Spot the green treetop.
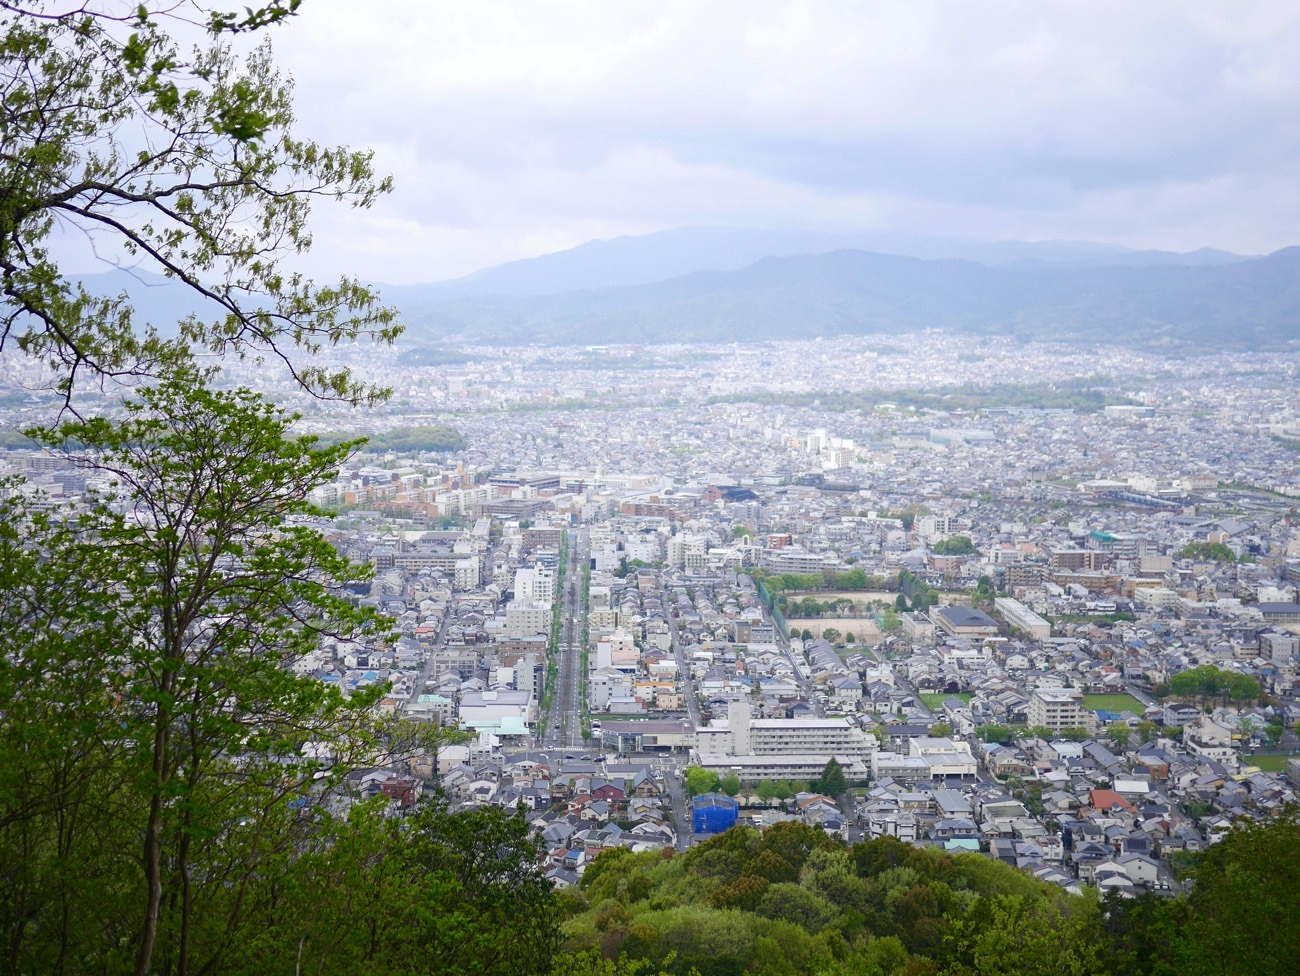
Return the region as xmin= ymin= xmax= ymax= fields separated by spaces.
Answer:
xmin=1 ymin=1 xmax=398 ymax=406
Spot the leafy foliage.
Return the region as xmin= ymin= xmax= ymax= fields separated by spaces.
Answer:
xmin=1178 ymin=542 xmax=1237 ymax=563
xmin=318 ymin=424 xmax=467 ymax=453
xmin=555 ymin=817 xmax=1300 ymax=976
xmin=932 ymin=535 xmax=976 ymax=555
xmin=683 ymin=766 xmax=722 ymax=797
xmin=811 ymin=758 xmax=848 ymax=798
xmin=1168 ymin=665 xmax=1259 ymax=705
xmin=248 ymin=800 xmax=560 ymax=975
xmin=0 ymin=377 xmax=557 ymax=974
xmin=1 ymin=376 xmax=393 ymax=971
xmin=1 ymin=1 xmax=398 ymax=405
xmin=1175 ymin=812 xmax=1300 ymax=976
xmin=0 ymin=7 xmax=553 ymax=974
xmin=897 ymin=569 xmax=939 ymax=610
xmin=758 ymin=568 xmax=887 ymax=593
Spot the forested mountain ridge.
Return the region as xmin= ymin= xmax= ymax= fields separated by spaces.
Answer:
xmin=376 ymin=227 xmax=1251 ymax=302
xmin=71 ymin=238 xmax=1298 ymax=353
xmin=396 ymin=246 xmax=1300 ymax=349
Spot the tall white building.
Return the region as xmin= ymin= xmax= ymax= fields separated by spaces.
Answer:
xmin=513 ymin=564 xmax=556 ymax=605
xmin=694 ymin=703 xmax=874 ymax=784
xmin=1027 ymin=688 xmax=1095 ymax=733
xmin=916 ymin=514 xmax=954 ymax=541
xmin=504 ymin=600 xmax=552 ymax=639
xmin=667 ymin=533 xmax=709 ymax=573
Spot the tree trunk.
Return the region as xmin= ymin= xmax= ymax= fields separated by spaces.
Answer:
xmin=135 ymin=694 xmax=173 ymax=976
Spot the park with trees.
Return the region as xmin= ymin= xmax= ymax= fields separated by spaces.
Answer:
xmin=1168 ymin=665 xmax=1260 ymax=706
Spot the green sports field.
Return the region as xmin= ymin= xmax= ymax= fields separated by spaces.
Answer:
xmin=1244 ymin=754 xmax=1300 ymax=773
xmin=1082 ymin=693 xmax=1147 ymax=714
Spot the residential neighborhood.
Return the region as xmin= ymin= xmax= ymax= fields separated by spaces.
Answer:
xmin=5 ymin=333 xmax=1300 ymax=896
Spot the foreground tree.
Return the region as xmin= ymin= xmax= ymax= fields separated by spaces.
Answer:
xmin=1 ymin=374 xmax=391 ymax=974
xmin=0 ymin=7 xmax=560 ymax=975
xmin=1175 ymin=813 xmax=1300 ymax=976
xmin=0 ymin=480 xmax=142 ymax=971
xmin=2 ymin=1 xmax=398 ymax=405
xmin=244 ymin=800 xmax=560 ymax=975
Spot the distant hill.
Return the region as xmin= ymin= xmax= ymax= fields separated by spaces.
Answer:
xmin=70 ymin=268 xmax=220 ymax=339
xmin=395 ymin=246 xmax=1300 ymax=350
xmin=61 ymin=231 xmax=1297 ymax=351
xmin=381 ymin=226 xmax=1250 ymax=303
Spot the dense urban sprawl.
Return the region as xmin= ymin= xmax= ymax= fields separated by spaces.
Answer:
xmin=5 ymin=333 xmax=1299 ymax=894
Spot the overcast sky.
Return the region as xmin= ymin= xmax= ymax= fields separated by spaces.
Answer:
xmin=264 ymin=0 xmax=1300 ymax=284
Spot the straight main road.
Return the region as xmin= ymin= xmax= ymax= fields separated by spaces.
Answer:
xmin=542 ymin=528 xmax=590 ymax=751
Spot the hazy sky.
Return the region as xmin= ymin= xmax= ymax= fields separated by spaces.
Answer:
xmin=264 ymin=0 xmax=1300 ymax=283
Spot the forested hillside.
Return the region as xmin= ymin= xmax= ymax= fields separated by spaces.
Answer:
xmin=546 ymin=815 xmax=1300 ymax=976
xmin=394 ymin=247 xmax=1300 ymax=350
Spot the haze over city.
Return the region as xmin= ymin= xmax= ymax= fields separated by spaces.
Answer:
xmin=5 ymin=2 xmax=1300 ymax=973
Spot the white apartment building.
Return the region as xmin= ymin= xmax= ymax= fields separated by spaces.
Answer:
xmin=695 ymin=753 xmax=871 ymax=784
xmin=762 ymin=546 xmax=829 ymax=574
xmin=513 ymin=564 xmax=556 ymax=605
xmin=667 ymin=533 xmax=709 ymax=573
xmin=696 ymin=702 xmax=876 ymax=762
xmin=994 ymin=597 xmax=1052 ymax=640
xmin=435 ymin=485 xmax=489 ymax=515
xmin=916 ymin=514 xmax=954 ymax=541
xmin=588 ymin=607 xmax=621 ymax=631
xmin=458 ymin=689 xmax=534 ymax=738
xmin=594 ymin=627 xmax=639 ymax=672
xmin=590 ymin=668 xmax=634 ymax=710
xmin=504 ymin=599 xmax=552 ymax=639
xmin=907 ymin=736 xmax=978 ymax=780
xmin=1027 ymin=688 xmax=1096 ymax=733
xmin=454 ymin=556 xmax=480 ymax=590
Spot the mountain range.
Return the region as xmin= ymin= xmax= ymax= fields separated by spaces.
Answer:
xmin=68 ymin=228 xmax=1300 ymax=350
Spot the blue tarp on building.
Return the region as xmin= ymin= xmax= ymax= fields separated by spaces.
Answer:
xmin=692 ymin=793 xmax=739 ymax=834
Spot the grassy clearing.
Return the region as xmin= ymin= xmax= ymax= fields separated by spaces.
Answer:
xmin=1082 ymin=693 xmax=1147 ymax=714
xmin=1244 ymin=754 xmax=1300 ymax=773
xmin=921 ymin=692 xmax=973 ymax=710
